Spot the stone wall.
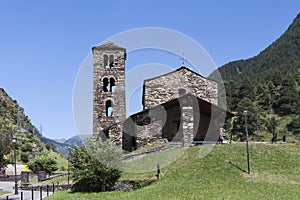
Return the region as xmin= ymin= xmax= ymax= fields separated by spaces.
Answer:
xmin=143 ymin=67 xmax=218 ymax=110
xmin=182 ymin=106 xmax=194 ymax=146
xmin=122 ymin=106 xmax=166 ymax=151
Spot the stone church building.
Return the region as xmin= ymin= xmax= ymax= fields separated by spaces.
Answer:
xmin=93 ymin=41 xmax=233 ymax=152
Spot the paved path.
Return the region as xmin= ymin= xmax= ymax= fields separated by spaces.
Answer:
xmin=0 ymin=182 xmax=52 ymax=200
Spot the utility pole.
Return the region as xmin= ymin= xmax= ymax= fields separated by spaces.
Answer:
xmin=12 ymin=135 xmax=18 ymax=194
xmin=256 ymin=112 xmax=259 ymax=136
xmin=68 ymin=146 xmax=70 ymax=186
xmin=243 ymin=110 xmax=250 ymax=175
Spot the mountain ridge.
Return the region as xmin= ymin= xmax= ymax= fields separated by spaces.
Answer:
xmin=42 ymin=134 xmax=92 ymax=157
xmin=214 ymin=13 xmax=300 ymax=84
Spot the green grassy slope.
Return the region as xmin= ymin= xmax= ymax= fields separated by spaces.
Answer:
xmin=0 ymin=190 xmax=11 ymax=196
xmin=46 ymin=143 xmax=300 ymax=199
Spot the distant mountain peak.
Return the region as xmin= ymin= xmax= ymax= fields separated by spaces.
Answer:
xmin=53 ymin=138 xmax=66 ymax=143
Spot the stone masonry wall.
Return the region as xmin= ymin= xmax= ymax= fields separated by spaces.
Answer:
xmin=182 ymin=106 xmax=194 ymax=146
xmin=143 ymin=67 xmax=218 ymax=110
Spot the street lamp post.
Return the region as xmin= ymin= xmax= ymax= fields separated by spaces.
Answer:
xmin=243 ymin=110 xmax=250 ymax=175
xmin=12 ymin=135 xmax=18 ymax=195
xmin=67 ymin=146 xmax=70 ymax=186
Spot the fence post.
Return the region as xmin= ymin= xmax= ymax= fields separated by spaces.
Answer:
xmin=53 ymin=183 xmax=55 ymax=194
xmin=32 ymin=188 xmax=34 ymax=200
xmin=47 ymin=185 xmax=49 ymax=196
xmin=40 ymin=186 xmax=42 ymax=200
xmin=21 ymin=192 xmax=23 ymax=200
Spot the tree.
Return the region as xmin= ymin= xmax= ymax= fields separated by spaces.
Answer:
xmin=274 ymin=77 xmax=298 ymax=115
xmin=256 ymin=83 xmax=271 ymax=112
xmin=287 ymin=116 xmax=300 ymax=136
xmin=266 ymin=117 xmax=278 ymax=142
xmin=238 ymin=78 xmax=256 ymax=101
xmin=232 ymin=97 xmax=258 ymax=140
xmin=69 ymin=138 xmax=122 ymax=192
xmin=224 ymin=80 xmax=239 ymax=111
xmin=28 ymin=154 xmax=58 ymax=174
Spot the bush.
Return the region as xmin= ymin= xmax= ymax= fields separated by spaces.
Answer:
xmin=28 ymin=154 xmax=58 ymax=174
xmin=70 ymin=138 xmax=122 ymax=192
xmin=21 ymin=144 xmax=32 ymax=152
xmin=45 ymin=144 xmax=52 ymax=151
xmin=59 ymin=166 xmax=66 ymax=171
xmin=20 ymin=152 xmax=29 ymax=163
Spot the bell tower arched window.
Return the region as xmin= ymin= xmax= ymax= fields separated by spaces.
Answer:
xmin=104 ymin=54 xmax=115 ymax=69
xmin=104 ymin=54 xmax=109 ymax=68
xmin=103 ymin=78 xmax=109 ymax=92
xmin=110 ymin=78 xmax=116 ymax=92
xmin=105 ymin=100 xmax=113 ymax=117
xmin=109 ymin=55 xmax=114 ymax=68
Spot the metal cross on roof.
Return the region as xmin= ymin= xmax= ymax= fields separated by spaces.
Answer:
xmin=180 ymin=53 xmax=186 ymax=66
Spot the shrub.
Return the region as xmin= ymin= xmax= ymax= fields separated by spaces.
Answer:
xmin=21 ymin=144 xmax=32 ymax=152
xmin=69 ymin=138 xmax=122 ymax=192
xmin=20 ymin=152 xmax=29 ymax=163
xmin=59 ymin=166 xmax=66 ymax=171
xmin=28 ymin=154 xmax=58 ymax=174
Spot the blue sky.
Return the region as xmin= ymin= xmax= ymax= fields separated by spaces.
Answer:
xmin=0 ymin=1 xmax=299 ymax=139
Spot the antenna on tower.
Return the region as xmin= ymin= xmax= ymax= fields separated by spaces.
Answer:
xmin=40 ymin=125 xmax=43 ymax=137
xmin=180 ymin=53 xmax=186 ymax=66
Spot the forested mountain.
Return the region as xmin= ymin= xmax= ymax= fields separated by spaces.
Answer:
xmin=213 ymin=13 xmax=300 ymax=141
xmin=217 ymin=13 xmax=300 ymax=84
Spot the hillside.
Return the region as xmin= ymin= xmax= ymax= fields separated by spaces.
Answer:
xmin=209 ymin=13 xmax=300 ymax=141
xmin=46 ymin=143 xmax=300 ymax=199
xmin=0 ymin=88 xmax=67 ymax=170
xmin=64 ymin=134 xmax=92 ymax=147
xmin=42 ymin=134 xmax=92 ymax=158
xmin=41 ymin=137 xmax=70 ymax=158
xmin=215 ymin=13 xmax=300 ymax=84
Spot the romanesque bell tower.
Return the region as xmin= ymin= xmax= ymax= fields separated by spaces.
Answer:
xmin=92 ymin=41 xmax=126 ymax=145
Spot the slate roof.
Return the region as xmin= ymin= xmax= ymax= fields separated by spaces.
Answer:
xmin=92 ymin=40 xmax=126 ymax=51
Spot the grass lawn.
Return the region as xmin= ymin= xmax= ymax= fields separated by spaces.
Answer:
xmin=0 ymin=190 xmax=11 ymax=196
xmin=40 ymin=175 xmax=71 ymax=185
xmin=46 ymin=143 xmax=300 ymax=199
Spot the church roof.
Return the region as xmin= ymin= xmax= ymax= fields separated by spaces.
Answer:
xmin=143 ymin=66 xmax=218 ymax=83
xmin=92 ymin=40 xmax=126 ymax=51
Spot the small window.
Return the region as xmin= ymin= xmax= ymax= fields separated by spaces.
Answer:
xmin=110 ymin=78 xmax=115 ymax=92
xmin=103 ymin=78 xmax=109 ymax=92
xmin=104 ymin=54 xmax=109 ymax=68
xmin=178 ymin=88 xmax=186 ymax=96
xmin=109 ymin=55 xmax=114 ymax=68
xmin=105 ymin=100 xmax=113 ymax=117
